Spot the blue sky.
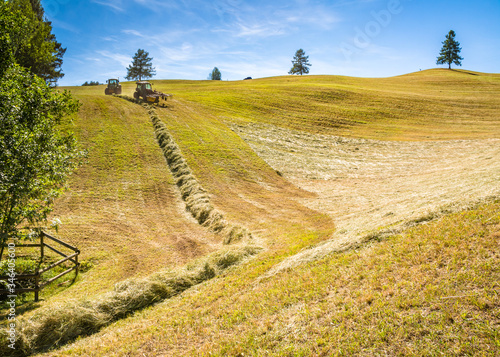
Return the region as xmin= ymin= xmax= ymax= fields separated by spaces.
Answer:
xmin=43 ymin=0 xmax=500 ymax=86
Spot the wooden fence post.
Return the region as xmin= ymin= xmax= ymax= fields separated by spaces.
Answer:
xmin=75 ymin=251 xmax=79 ymax=278
xmin=34 ymin=273 xmax=39 ymax=302
xmin=40 ymin=233 xmax=44 ymax=260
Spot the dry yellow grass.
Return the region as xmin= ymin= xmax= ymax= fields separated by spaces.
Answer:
xmin=232 ymin=122 xmax=500 ymax=274
xmin=2 ymin=69 xmax=498 ymax=356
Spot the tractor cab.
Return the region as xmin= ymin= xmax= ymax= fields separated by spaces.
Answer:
xmin=105 ymin=78 xmax=122 ymax=95
xmin=136 ymin=81 xmax=152 ymax=92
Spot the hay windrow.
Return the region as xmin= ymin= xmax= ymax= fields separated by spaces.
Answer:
xmin=149 ymin=110 xmax=252 ymax=244
xmin=115 ymin=95 xmax=253 ymax=244
xmin=1 ymin=245 xmax=261 ymax=356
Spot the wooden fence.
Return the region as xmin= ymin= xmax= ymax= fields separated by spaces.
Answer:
xmin=0 ymin=232 xmax=80 ymax=302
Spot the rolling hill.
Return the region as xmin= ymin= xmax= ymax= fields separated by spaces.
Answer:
xmin=3 ymin=69 xmax=499 ymax=356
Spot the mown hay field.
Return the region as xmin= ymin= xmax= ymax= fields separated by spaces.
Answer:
xmin=5 ymin=69 xmax=498 ymax=356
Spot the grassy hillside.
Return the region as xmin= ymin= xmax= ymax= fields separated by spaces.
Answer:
xmin=146 ymin=69 xmax=500 ymax=140
xmin=3 ymin=70 xmax=498 ymax=356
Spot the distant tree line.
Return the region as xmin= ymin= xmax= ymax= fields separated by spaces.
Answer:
xmin=82 ymin=80 xmax=101 ymax=86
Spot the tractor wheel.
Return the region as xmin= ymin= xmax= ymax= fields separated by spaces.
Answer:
xmin=105 ymin=88 xmax=110 ymax=95
xmin=116 ymin=86 xmax=122 ymax=95
xmin=133 ymin=92 xmax=139 ymax=100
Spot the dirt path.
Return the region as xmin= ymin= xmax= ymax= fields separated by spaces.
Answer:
xmin=232 ymin=123 xmax=500 ymax=270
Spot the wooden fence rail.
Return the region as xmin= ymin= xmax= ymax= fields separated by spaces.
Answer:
xmin=0 ymin=232 xmax=80 ymax=301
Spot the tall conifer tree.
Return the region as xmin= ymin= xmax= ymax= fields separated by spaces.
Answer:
xmin=209 ymin=67 xmax=221 ymax=80
xmin=288 ymin=49 xmax=311 ymax=75
xmin=436 ymin=30 xmax=463 ymax=69
xmin=126 ymin=49 xmax=156 ymax=81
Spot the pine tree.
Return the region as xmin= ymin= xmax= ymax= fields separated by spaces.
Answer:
xmin=288 ymin=49 xmax=311 ymax=75
xmin=209 ymin=67 xmax=221 ymax=80
xmin=125 ymin=49 xmax=156 ymax=81
xmin=436 ymin=30 xmax=463 ymax=69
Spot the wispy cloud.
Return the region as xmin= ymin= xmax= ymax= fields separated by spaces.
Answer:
xmin=209 ymin=1 xmax=340 ymax=40
xmin=132 ymin=0 xmax=182 ymax=11
xmin=96 ymin=50 xmax=132 ymax=67
xmin=51 ymin=19 xmax=80 ymax=33
xmin=276 ymin=4 xmax=341 ymax=30
xmin=121 ymin=28 xmax=202 ymax=45
xmin=158 ymin=42 xmax=196 ymax=62
xmin=91 ymin=0 xmax=125 ymax=12
xmin=234 ymin=22 xmax=286 ymax=38
xmin=122 ymin=29 xmax=146 ymax=38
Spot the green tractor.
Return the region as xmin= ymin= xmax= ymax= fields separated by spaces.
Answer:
xmin=133 ymin=81 xmax=172 ymax=105
xmin=105 ymin=78 xmax=122 ymax=95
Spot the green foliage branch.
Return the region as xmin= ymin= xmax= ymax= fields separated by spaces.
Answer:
xmin=2 ymin=0 xmax=66 ymax=84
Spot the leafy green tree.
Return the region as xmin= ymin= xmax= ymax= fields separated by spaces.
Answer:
xmin=288 ymin=49 xmax=311 ymax=75
xmin=125 ymin=49 xmax=156 ymax=81
xmin=436 ymin=30 xmax=463 ymax=69
xmin=0 ymin=66 xmax=84 ymax=244
xmin=3 ymin=0 xmax=66 ymax=84
xmin=0 ymin=2 xmax=25 ymax=77
xmin=209 ymin=67 xmax=222 ymax=80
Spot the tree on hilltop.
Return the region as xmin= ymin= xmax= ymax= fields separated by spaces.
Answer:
xmin=436 ymin=30 xmax=463 ymax=69
xmin=209 ymin=67 xmax=221 ymax=80
xmin=289 ymin=49 xmax=311 ymax=75
xmin=126 ymin=49 xmax=156 ymax=81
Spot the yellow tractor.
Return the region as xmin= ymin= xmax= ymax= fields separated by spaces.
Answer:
xmin=133 ymin=81 xmax=172 ymax=105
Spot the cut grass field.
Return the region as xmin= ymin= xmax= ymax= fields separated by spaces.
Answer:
xmin=44 ymin=199 xmax=500 ymax=357
xmin=2 ymin=69 xmax=499 ymax=356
